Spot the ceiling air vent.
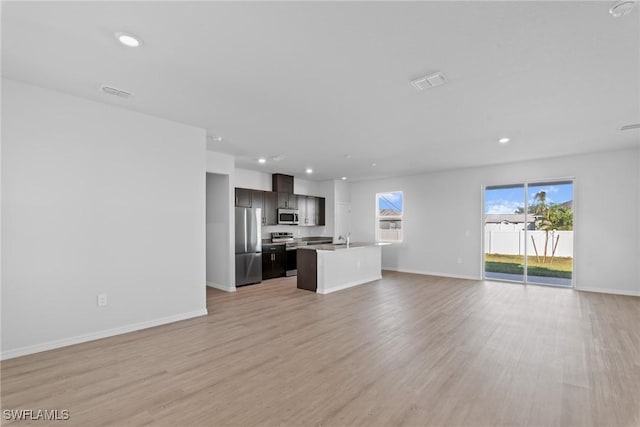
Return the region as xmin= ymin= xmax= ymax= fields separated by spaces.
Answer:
xmin=410 ymin=72 xmax=447 ymax=91
xmin=100 ymin=85 xmax=134 ymax=99
xmin=620 ymin=123 xmax=640 ymax=131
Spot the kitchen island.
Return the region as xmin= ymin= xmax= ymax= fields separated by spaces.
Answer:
xmin=297 ymin=242 xmax=389 ymax=294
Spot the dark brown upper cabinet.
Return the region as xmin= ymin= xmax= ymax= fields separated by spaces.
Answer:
xmin=317 ymin=197 xmax=326 ymax=226
xmin=272 ymin=174 xmax=294 ymax=194
xmin=297 ymin=196 xmax=326 ymax=226
xmin=235 ymin=188 xmax=278 ymax=226
xmin=236 ymin=176 xmax=324 ymax=226
xmin=263 ymin=191 xmax=278 ymax=225
xmin=250 ymin=190 xmax=264 ymax=209
xmin=277 ymin=192 xmax=298 ymax=209
xmin=235 ymin=188 xmax=252 ymax=208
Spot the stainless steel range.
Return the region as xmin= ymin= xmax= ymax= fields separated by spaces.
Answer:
xmin=271 ymin=232 xmax=302 ymax=276
xmin=271 ymin=231 xmax=294 ymax=244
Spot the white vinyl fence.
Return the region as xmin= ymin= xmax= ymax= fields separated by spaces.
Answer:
xmin=378 ymin=229 xmax=403 ymax=242
xmin=484 ymin=230 xmax=573 ymax=258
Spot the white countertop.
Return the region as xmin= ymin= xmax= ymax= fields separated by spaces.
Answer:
xmin=299 ymin=242 xmax=391 ymax=251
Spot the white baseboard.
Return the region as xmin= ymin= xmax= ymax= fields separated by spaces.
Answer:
xmin=383 ymin=267 xmax=481 ymax=282
xmin=206 ymin=281 xmax=236 ymax=292
xmin=318 ymin=275 xmax=382 ymax=294
xmin=575 ymin=286 xmax=640 ymax=297
xmin=1 ymin=308 xmax=208 ymax=361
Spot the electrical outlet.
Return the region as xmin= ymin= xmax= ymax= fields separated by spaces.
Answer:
xmin=97 ymin=293 xmax=107 ymax=307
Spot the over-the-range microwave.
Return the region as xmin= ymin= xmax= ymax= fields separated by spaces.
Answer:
xmin=278 ymin=209 xmax=299 ymax=225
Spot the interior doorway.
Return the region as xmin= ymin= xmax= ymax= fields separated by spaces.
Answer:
xmin=206 ymin=172 xmax=234 ymax=293
xmin=483 ymin=180 xmax=574 ymax=287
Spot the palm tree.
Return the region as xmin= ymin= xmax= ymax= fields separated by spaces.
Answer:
xmin=532 ymin=191 xmax=553 ymax=262
xmin=514 ymin=191 xmax=573 ymax=263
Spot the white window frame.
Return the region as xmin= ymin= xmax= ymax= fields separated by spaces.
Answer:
xmin=375 ymin=191 xmax=403 ymax=243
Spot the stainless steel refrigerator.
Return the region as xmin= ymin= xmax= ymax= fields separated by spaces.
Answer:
xmin=235 ymin=207 xmax=262 ymax=286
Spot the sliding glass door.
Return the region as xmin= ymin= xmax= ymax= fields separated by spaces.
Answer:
xmin=526 ymin=181 xmax=573 ymax=286
xmin=484 ymin=184 xmax=526 ymax=283
xmin=484 ymin=180 xmax=574 ymax=287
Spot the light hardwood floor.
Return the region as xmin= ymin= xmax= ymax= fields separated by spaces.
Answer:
xmin=1 ymin=271 xmax=639 ymax=426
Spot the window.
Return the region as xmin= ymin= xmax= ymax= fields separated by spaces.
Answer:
xmin=376 ymin=191 xmax=403 ymax=242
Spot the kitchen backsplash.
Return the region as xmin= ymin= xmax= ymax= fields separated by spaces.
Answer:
xmin=262 ymin=224 xmax=327 ymax=239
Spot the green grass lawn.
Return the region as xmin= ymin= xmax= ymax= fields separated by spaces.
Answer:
xmin=485 ymin=254 xmax=573 ymax=279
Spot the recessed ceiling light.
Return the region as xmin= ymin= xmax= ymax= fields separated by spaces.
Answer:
xmin=305 ymin=168 xmax=313 ymax=174
xmin=341 ymin=177 xmax=347 ymax=180
xmin=609 ymin=0 xmax=635 ymax=17
xmin=258 ymin=158 xmax=266 ymax=164
xmin=271 ymin=155 xmax=286 ymax=161
xmin=210 ymin=136 xmax=223 ymax=142
xmin=498 ymin=137 xmax=511 ymax=144
xmin=371 ymin=163 xmax=377 ymax=167
xmin=115 ymin=32 xmax=142 ymax=47
xmin=344 ymin=154 xmax=352 ymax=159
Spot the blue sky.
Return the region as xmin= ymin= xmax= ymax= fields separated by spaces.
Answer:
xmin=378 ymin=191 xmax=403 ymax=212
xmin=485 ymin=183 xmax=573 ymax=214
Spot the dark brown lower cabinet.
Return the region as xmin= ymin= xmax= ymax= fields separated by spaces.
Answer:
xmin=262 ymin=245 xmax=285 ymax=280
xmin=296 ymin=249 xmax=317 ymax=291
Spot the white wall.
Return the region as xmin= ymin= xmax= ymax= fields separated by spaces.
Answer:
xmin=349 ymin=148 xmax=640 ymax=296
xmin=207 ymin=150 xmax=235 ymax=176
xmin=235 ymin=168 xmax=272 ymax=191
xmin=334 ymin=179 xmax=351 ymax=243
xmin=234 ymin=167 xmax=322 ymax=195
xmin=335 ymin=179 xmax=351 ymax=205
xmin=1 ymin=79 xmax=207 ymax=359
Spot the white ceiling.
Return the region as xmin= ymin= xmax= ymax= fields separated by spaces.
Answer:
xmin=2 ymin=1 xmax=639 ymax=181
